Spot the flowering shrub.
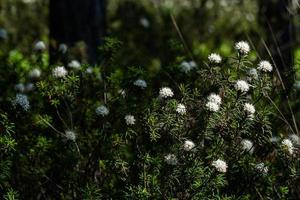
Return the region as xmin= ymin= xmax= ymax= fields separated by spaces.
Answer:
xmin=0 ymin=39 xmax=299 ymax=199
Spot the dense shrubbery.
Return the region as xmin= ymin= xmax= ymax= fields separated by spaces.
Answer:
xmin=0 ymin=37 xmax=299 ymax=199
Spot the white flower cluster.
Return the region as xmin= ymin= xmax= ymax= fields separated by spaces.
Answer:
xmin=125 ymin=115 xmax=136 ymax=125
xmin=58 ymin=43 xmax=68 ymax=54
xmin=206 ymin=93 xmax=222 ymax=112
xmin=281 ymin=139 xmax=294 ymax=155
xmin=255 ymin=163 xmax=268 ymax=174
xmin=248 ymin=68 xmax=258 ymax=80
xmin=244 ymin=103 xmax=255 ymax=119
xmin=234 ymin=41 xmax=250 ymax=55
xmin=183 ymin=140 xmax=195 ymax=151
xmin=34 ymin=41 xmax=46 ymax=51
xmin=140 ymin=17 xmax=150 ymax=28
xmin=180 ymin=61 xmax=197 ymax=73
xmin=52 ymin=66 xmax=68 ymax=78
xmin=257 ymin=60 xmax=273 ymax=72
xmin=235 ymin=80 xmax=250 ymax=93
xmin=133 ymin=79 xmax=147 ymax=89
xmin=14 ymin=94 xmax=30 ymax=111
xmin=176 ymin=103 xmax=186 ymax=115
xmin=208 ymin=53 xmax=222 ymax=64
xmin=65 ymin=130 xmax=76 ymax=141
xmin=212 ymin=159 xmax=228 ymax=173
xmin=289 ymin=134 xmax=300 ymax=146
xmin=241 ymin=139 xmax=254 ymax=154
xmin=29 ymin=68 xmax=41 ymax=79
xmin=68 ymin=60 xmax=81 ymax=69
xmin=159 ymin=87 xmax=174 ymax=99
xmin=164 ymin=154 xmax=178 ymax=165
xmin=95 ymin=105 xmax=109 ymax=116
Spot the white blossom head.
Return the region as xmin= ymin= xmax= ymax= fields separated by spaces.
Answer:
xmin=281 ymin=139 xmax=294 ymax=155
xmin=65 ymin=130 xmax=76 ymax=141
xmin=207 ymin=93 xmax=222 ymax=105
xmin=68 ymin=60 xmax=81 ymax=69
xmin=58 ymin=43 xmax=68 ymax=54
xmin=234 ymin=41 xmax=250 ymax=55
xmin=25 ymin=83 xmax=35 ymax=92
xmin=257 ymin=60 xmax=273 ymax=72
xmin=241 ymin=139 xmax=254 ymax=154
xmin=119 ymin=89 xmax=126 ymax=98
xmin=0 ymin=28 xmax=7 ymax=40
xmin=159 ymin=87 xmax=174 ymax=98
xmin=133 ymin=79 xmax=147 ymax=89
xmin=235 ymin=80 xmax=250 ymax=93
xmin=176 ymin=103 xmax=186 ymax=115
xmin=15 ymin=83 xmax=25 ymax=93
xmin=255 ymin=163 xmax=268 ymax=174
xmin=86 ymin=67 xmax=93 ymax=74
xmin=208 ymin=53 xmax=222 ymax=64
xmin=140 ymin=17 xmax=150 ymax=28
xmin=34 ymin=41 xmax=46 ymax=51
xmin=206 ymin=101 xmax=220 ymax=112
xmin=183 ymin=140 xmax=195 ymax=151
xmin=29 ymin=68 xmax=41 ymax=79
xmin=95 ymin=105 xmax=109 ymax=117
xmin=244 ymin=103 xmax=255 ymax=116
xmin=14 ymin=94 xmax=30 ymax=111
xmin=52 ymin=66 xmax=68 ymax=78
xmin=248 ymin=68 xmax=258 ymax=80
xmin=212 ymin=159 xmax=228 ymax=173
xmin=125 ymin=115 xmax=136 ymax=125
xmin=288 ymin=134 xmax=300 ymax=146
xmin=164 ymin=154 xmax=178 ymax=165
xmin=180 ymin=61 xmax=196 ymax=73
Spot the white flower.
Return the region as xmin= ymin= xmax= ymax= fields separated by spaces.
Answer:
xmin=176 ymin=104 xmax=186 ymax=115
xmin=95 ymin=105 xmax=109 ymax=116
xmin=14 ymin=94 xmax=30 ymax=111
xmin=289 ymin=134 xmax=300 ymax=146
xmin=180 ymin=61 xmax=197 ymax=73
xmin=255 ymin=163 xmax=268 ymax=174
xmin=207 ymin=93 xmax=222 ymax=105
xmin=140 ymin=17 xmax=150 ymax=28
xmin=164 ymin=154 xmax=178 ymax=165
xmin=0 ymin=28 xmax=7 ymax=40
xmin=133 ymin=79 xmax=147 ymax=89
xmin=241 ymin=139 xmax=254 ymax=154
xmin=206 ymin=101 xmax=220 ymax=112
xmin=86 ymin=67 xmax=93 ymax=74
xmin=244 ymin=103 xmax=255 ymax=116
xmin=282 ymin=139 xmax=294 ymax=155
xmin=58 ymin=43 xmax=68 ymax=54
xmin=34 ymin=41 xmax=46 ymax=51
xmin=14 ymin=83 xmax=25 ymax=93
xmin=159 ymin=87 xmax=174 ymax=98
xmin=119 ymin=89 xmax=126 ymax=98
xmin=208 ymin=53 xmax=222 ymax=64
xmin=258 ymin=60 xmax=273 ymax=72
xmin=29 ymin=68 xmax=41 ymax=79
xmin=65 ymin=130 xmax=76 ymax=141
xmin=248 ymin=68 xmax=258 ymax=80
xmin=212 ymin=159 xmax=228 ymax=173
xmin=68 ymin=60 xmax=81 ymax=69
xmin=234 ymin=41 xmax=250 ymax=55
xmin=25 ymin=83 xmax=35 ymax=92
xmin=183 ymin=140 xmax=195 ymax=151
xmin=125 ymin=115 xmax=136 ymax=125
xmin=235 ymin=80 xmax=250 ymax=93
xmin=52 ymin=66 xmax=68 ymax=78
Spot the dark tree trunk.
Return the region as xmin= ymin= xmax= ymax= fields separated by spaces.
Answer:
xmin=258 ymin=0 xmax=295 ymax=92
xmin=49 ymin=0 xmax=106 ymax=65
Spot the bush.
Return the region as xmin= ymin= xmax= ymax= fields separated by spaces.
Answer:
xmin=0 ymin=38 xmax=299 ymax=199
